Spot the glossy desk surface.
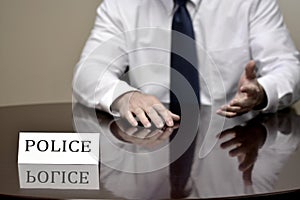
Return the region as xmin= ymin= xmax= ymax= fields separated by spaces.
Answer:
xmin=0 ymin=103 xmax=300 ymax=199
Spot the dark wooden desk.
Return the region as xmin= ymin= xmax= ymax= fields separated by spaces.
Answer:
xmin=0 ymin=103 xmax=300 ymax=199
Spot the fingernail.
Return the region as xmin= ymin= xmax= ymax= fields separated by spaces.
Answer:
xmin=145 ymin=123 xmax=151 ymax=128
xmin=132 ymin=128 xmax=138 ymax=133
xmin=158 ymin=123 xmax=164 ymax=128
xmin=168 ymin=120 xmax=174 ymax=126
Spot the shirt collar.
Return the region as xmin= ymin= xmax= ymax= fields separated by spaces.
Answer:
xmin=190 ymin=0 xmax=201 ymax=6
xmin=159 ymin=0 xmax=202 ymax=16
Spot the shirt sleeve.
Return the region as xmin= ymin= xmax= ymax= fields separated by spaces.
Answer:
xmin=249 ymin=0 xmax=300 ymax=113
xmin=73 ymin=0 xmax=138 ymax=115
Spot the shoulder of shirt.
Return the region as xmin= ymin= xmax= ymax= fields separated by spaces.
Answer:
xmin=101 ymin=0 xmax=143 ymax=8
xmin=222 ymin=0 xmax=276 ymax=5
xmin=220 ymin=0 xmax=277 ymax=11
xmin=240 ymin=0 xmax=277 ymax=6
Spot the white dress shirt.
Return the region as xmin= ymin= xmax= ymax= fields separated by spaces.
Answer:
xmin=73 ymin=0 xmax=300 ymax=115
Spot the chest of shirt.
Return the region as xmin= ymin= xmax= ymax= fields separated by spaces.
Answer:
xmin=118 ymin=0 xmax=251 ymax=93
xmin=119 ymin=0 xmax=252 ymax=52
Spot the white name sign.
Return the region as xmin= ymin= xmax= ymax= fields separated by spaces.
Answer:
xmin=18 ymin=132 xmax=100 ymax=165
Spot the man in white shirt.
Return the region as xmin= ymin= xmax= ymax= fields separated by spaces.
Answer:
xmin=73 ymin=0 xmax=300 ymax=128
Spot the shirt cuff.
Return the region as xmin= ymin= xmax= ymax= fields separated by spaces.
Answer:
xmin=259 ymin=121 xmax=278 ymax=151
xmin=257 ymin=76 xmax=279 ymax=113
xmin=95 ymin=81 xmax=139 ymax=117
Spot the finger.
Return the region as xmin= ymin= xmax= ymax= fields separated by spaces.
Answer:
xmin=229 ymin=145 xmax=245 ymax=157
xmin=229 ymin=106 xmax=250 ymax=116
xmin=114 ymin=125 xmax=150 ymax=145
xmin=245 ymin=60 xmax=256 ymax=80
xmin=124 ymin=127 xmax=139 ymax=136
xmin=220 ymin=138 xmax=241 ymax=149
xmin=228 ymin=103 xmax=251 ymax=114
xmin=228 ymin=103 xmax=252 ymax=115
xmin=133 ymin=108 xmax=151 ymax=128
xmin=146 ymin=129 xmax=164 ymax=139
xmin=220 ymin=105 xmax=242 ymax=113
xmin=216 ymin=109 xmax=238 ymax=118
xmin=169 ymin=111 xmax=180 ymax=121
xmin=230 ymin=98 xmax=253 ymax=110
xmin=124 ymin=111 xmax=138 ymax=127
xmin=145 ymin=107 xmax=164 ymax=128
xmin=219 ymin=128 xmax=236 ymax=139
xmin=238 ymin=154 xmax=245 ymax=163
xmin=158 ymin=127 xmax=174 ymax=140
xmin=153 ymin=104 xmax=174 ymax=127
xmin=243 ymin=166 xmax=253 ymax=186
xmin=239 ymin=153 xmax=257 ymax=172
xmin=133 ymin=128 xmax=151 ymax=139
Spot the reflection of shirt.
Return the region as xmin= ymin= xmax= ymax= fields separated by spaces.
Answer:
xmin=73 ymin=0 xmax=300 ymax=115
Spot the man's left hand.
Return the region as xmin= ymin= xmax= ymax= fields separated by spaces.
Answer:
xmin=217 ymin=60 xmax=267 ymax=118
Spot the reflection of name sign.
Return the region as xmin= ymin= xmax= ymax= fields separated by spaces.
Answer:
xmin=18 ymin=133 xmax=100 ymax=164
xmin=18 ymin=164 xmax=99 ymax=190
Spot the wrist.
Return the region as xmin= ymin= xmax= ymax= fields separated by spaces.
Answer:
xmin=111 ymin=91 xmax=139 ymax=112
xmin=254 ymin=84 xmax=268 ymax=110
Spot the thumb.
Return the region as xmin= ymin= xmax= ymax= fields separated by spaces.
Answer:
xmin=245 ymin=60 xmax=256 ymax=80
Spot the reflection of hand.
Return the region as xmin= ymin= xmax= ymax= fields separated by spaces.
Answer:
xmin=111 ymin=91 xmax=180 ymax=128
xmin=217 ymin=61 xmax=267 ymax=118
xmin=219 ymin=122 xmax=267 ymax=185
xmin=110 ymin=119 xmax=179 ymax=148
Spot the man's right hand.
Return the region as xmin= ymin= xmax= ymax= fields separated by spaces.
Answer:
xmin=111 ymin=91 xmax=180 ymax=128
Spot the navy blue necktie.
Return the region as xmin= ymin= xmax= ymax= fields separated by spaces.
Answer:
xmin=170 ymin=0 xmax=200 ymax=116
